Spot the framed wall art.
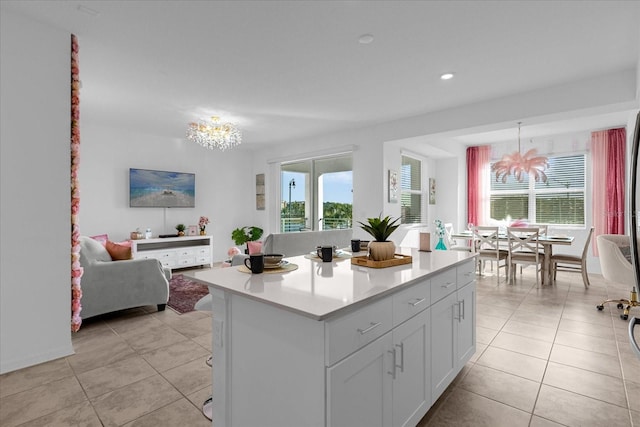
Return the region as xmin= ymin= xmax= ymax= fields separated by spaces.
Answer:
xmin=429 ymin=177 xmax=436 ymax=205
xmin=256 ymin=173 xmax=265 ymax=210
xmin=388 ymin=170 xmax=398 ymax=203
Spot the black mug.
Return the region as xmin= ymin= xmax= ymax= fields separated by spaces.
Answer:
xmin=317 ymin=246 xmax=333 ymax=262
xmin=351 ymin=239 xmax=361 ymax=252
xmin=244 ymin=253 xmax=264 ymax=274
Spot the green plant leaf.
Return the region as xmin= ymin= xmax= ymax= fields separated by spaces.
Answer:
xmin=358 ymin=214 xmax=400 ymax=241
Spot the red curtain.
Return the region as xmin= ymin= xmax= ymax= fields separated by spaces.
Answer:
xmin=591 ymin=127 xmax=626 ymax=255
xmin=606 ymin=128 xmax=626 ymax=234
xmin=466 ymin=146 xmax=490 ymax=226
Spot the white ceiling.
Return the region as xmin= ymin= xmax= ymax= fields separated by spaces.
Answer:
xmin=2 ymin=0 xmax=639 ymax=148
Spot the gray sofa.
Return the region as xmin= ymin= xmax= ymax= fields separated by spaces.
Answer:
xmin=231 ymin=229 xmax=353 ymax=265
xmin=79 ymin=236 xmax=171 ymax=319
xmin=263 ymin=229 xmax=353 ymax=256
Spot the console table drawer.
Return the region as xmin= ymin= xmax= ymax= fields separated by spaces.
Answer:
xmin=196 ymin=255 xmax=211 ymax=264
xmin=196 ymin=247 xmax=210 ymax=256
xmin=430 ymin=268 xmax=457 ymax=303
xmin=176 ymin=248 xmax=196 ymax=257
xmin=131 ymin=236 xmax=213 ymax=269
xmin=137 ymin=250 xmax=175 ymax=261
xmin=325 ymin=297 xmax=393 ymax=365
xmin=176 ymin=257 xmax=196 ymax=267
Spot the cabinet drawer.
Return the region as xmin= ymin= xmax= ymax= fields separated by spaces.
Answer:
xmin=326 ymin=297 xmax=393 ymax=365
xmin=430 ymin=268 xmax=457 ymax=304
xmin=457 ymin=261 xmax=475 ymax=288
xmin=393 ymin=279 xmax=430 ymax=326
xmin=136 ymin=250 xmax=175 ymax=261
xmin=176 ymin=257 xmax=196 ymax=266
xmin=196 ymin=255 xmax=211 ymax=264
xmin=196 ymin=247 xmax=210 ymax=256
xmin=176 ymin=248 xmax=196 ymax=257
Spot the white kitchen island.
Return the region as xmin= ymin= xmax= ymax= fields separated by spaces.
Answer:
xmin=188 ymin=248 xmax=477 ymax=427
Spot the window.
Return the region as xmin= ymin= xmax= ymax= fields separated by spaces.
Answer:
xmin=489 ymin=154 xmax=585 ymax=225
xmin=401 ymin=155 xmax=423 ymax=224
xmin=280 ymin=154 xmax=352 ymax=232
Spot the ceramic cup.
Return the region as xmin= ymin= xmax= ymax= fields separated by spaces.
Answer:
xmin=244 ymin=253 xmax=264 ymax=274
xmin=351 ymin=239 xmax=361 ymax=252
xmin=317 ymin=246 xmax=333 ymax=262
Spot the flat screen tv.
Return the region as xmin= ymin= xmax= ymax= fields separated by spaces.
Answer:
xmin=129 ymin=168 xmax=195 ymax=208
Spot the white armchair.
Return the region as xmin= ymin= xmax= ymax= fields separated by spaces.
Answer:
xmin=596 ymin=234 xmax=639 ymax=320
xmin=596 ymin=234 xmax=633 ymax=285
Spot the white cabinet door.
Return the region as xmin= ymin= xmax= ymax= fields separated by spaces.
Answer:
xmin=456 ymin=282 xmax=476 ymax=367
xmin=392 ymin=308 xmax=431 ymax=427
xmin=430 ymin=292 xmax=457 ymax=398
xmin=327 ymin=333 xmax=393 ymax=427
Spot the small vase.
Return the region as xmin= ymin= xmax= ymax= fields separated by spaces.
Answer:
xmin=177 ymin=231 xmax=185 ymax=237
xmin=368 ymin=241 xmax=396 ymax=261
xmin=200 ymin=230 xmax=206 ymax=235
xmin=435 ymin=237 xmax=447 ymax=250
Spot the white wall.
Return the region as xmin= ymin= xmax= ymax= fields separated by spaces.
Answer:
xmin=1 ymin=10 xmax=73 ymax=373
xmin=78 ymin=122 xmax=253 ymax=262
xmin=1 ymin=9 xmax=638 ymax=374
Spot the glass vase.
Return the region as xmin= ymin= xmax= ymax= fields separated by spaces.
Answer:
xmin=435 ymin=237 xmax=447 ymax=250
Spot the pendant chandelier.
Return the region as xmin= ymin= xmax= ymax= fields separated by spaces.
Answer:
xmin=186 ymin=116 xmax=242 ymax=151
xmin=491 ymin=122 xmax=548 ymax=183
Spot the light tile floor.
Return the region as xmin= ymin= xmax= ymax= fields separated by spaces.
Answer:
xmin=1 ymin=267 xmax=639 ymax=426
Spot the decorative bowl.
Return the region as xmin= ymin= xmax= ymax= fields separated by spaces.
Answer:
xmin=264 ymin=253 xmax=284 ymax=266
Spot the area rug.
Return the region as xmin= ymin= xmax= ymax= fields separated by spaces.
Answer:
xmin=167 ymin=274 xmax=210 ymax=314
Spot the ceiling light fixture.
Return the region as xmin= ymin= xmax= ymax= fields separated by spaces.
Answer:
xmin=186 ymin=116 xmax=242 ymax=151
xmin=491 ymin=122 xmax=548 ymax=183
xmin=440 ymin=72 xmax=455 ymax=80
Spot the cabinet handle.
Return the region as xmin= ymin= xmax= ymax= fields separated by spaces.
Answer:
xmin=409 ymin=297 xmax=426 ymax=307
xmin=357 ymin=322 xmax=381 ymax=335
xmin=460 ymin=300 xmax=465 ymax=321
xmin=395 ymin=343 xmax=404 ymax=373
xmin=387 ymin=349 xmax=396 ymax=379
xmin=441 ymin=282 xmax=455 ymax=289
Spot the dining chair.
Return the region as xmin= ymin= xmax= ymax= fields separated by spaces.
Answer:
xmin=550 ymin=227 xmax=594 ymax=288
xmin=506 ymin=227 xmax=543 ymax=286
xmin=472 ymin=226 xmax=508 ymax=280
xmin=444 ymin=222 xmax=472 ymax=252
xmin=512 ymin=223 xmax=547 ymax=275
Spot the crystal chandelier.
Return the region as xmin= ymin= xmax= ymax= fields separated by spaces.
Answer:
xmin=491 ymin=122 xmax=548 ymax=183
xmin=186 ymin=116 xmax=242 ymax=151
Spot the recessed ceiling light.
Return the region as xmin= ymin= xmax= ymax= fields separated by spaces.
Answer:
xmin=440 ymin=72 xmax=455 ymax=80
xmin=358 ymin=34 xmax=374 ymax=44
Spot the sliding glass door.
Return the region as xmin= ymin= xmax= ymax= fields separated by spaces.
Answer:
xmin=280 ymin=154 xmax=352 ymax=232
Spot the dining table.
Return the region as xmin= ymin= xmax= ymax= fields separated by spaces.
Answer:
xmin=451 ymin=230 xmax=574 ymax=285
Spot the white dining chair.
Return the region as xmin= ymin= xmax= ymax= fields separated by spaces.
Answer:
xmin=473 ymin=226 xmax=508 ymax=280
xmin=444 ymin=223 xmax=472 ymax=252
xmin=507 ymin=227 xmax=543 ymax=286
xmin=550 ymin=227 xmax=594 ymax=288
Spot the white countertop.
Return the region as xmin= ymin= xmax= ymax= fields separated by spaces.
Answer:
xmin=186 ymin=248 xmax=476 ymax=320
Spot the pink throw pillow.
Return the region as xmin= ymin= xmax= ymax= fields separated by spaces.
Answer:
xmin=90 ymin=234 xmax=109 ymax=246
xmin=247 ymin=241 xmax=263 ymax=255
xmin=105 ymin=240 xmax=132 ymax=260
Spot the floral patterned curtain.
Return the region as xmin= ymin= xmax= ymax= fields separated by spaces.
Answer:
xmin=71 ymin=34 xmax=82 ymax=332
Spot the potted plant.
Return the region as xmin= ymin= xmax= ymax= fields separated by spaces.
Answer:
xmin=175 ymin=224 xmax=186 ymax=236
xmin=358 ymin=214 xmax=400 ymax=261
xmin=232 ymin=226 xmax=264 ymax=254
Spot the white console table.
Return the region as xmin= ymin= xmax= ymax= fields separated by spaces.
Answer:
xmin=189 ymin=249 xmax=476 ymax=427
xmin=131 ymin=235 xmax=213 ymax=269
